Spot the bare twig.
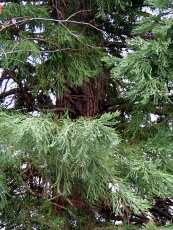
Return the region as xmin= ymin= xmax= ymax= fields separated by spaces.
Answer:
xmin=1 ymin=45 xmax=105 ymax=57
xmin=66 ymin=9 xmax=92 ymax=20
xmin=0 ymin=17 xmax=104 ymax=33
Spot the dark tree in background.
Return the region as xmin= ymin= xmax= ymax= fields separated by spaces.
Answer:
xmin=0 ymin=0 xmax=173 ymax=229
xmin=0 ymin=0 xmax=142 ymax=117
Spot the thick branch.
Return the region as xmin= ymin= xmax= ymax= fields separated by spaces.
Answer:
xmin=0 ymin=88 xmax=19 ymax=100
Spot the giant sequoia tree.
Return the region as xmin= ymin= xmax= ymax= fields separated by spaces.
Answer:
xmin=0 ymin=0 xmax=173 ymax=229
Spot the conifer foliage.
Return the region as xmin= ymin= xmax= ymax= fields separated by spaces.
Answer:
xmin=0 ymin=0 xmax=173 ymax=229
